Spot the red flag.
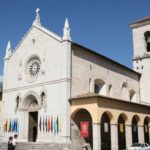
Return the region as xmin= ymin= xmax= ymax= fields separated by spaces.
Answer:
xmin=80 ymin=122 xmax=89 ymax=138
xmin=51 ymin=116 xmax=53 ymax=133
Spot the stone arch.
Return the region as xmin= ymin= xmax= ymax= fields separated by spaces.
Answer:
xmin=100 ymin=111 xmax=112 ymax=150
xmin=71 ymin=108 xmax=93 ymax=149
xmin=121 ymin=82 xmax=129 ymax=100
xmin=132 ymin=115 xmax=140 ymax=144
xmin=21 ymin=91 xmax=41 ymax=111
xmin=144 ymin=31 xmax=150 ymax=52
xmin=100 ymin=111 xmax=114 ymax=123
xmin=94 ymin=79 xmax=106 ymax=96
xmin=25 ymin=54 xmax=41 ymax=66
xmin=144 ymin=116 xmax=150 ymax=144
xmin=71 ymin=108 xmax=94 ymax=123
xmin=129 ymin=89 xmax=136 ymax=102
xmin=117 ymin=113 xmax=127 ymax=150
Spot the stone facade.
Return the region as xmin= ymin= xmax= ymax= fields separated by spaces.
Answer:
xmin=2 ymin=11 xmax=71 ymax=143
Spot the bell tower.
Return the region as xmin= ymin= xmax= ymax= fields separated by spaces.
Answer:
xmin=130 ymin=17 xmax=150 ymax=105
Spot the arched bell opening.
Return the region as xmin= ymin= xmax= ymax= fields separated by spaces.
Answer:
xmin=118 ymin=114 xmax=127 ymax=150
xmin=71 ymin=109 xmax=93 ymax=149
xmin=144 ymin=31 xmax=150 ymax=52
xmin=132 ymin=115 xmax=140 ymax=144
xmin=101 ymin=112 xmax=111 ymax=150
xmin=144 ymin=116 xmax=150 ymax=144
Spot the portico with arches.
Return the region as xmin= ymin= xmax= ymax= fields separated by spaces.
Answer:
xmin=70 ymin=95 xmax=150 ymax=150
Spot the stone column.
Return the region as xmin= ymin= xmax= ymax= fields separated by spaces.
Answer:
xmin=111 ymin=124 xmax=118 ymax=150
xmin=125 ymin=125 xmax=132 ymax=148
xmin=138 ymin=125 xmax=144 ymax=143
xmin=93 ymin=123 xmax=100 ymax=150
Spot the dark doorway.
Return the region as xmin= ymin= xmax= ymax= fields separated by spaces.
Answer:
xmin=144 ymin=117 xmax=150 ymax=144
xmin=118 ymin=115 xmax=126 ymax=150
xmin=28 ymin=112 xmax=38 ymax=142
xmin=101 ymin=112 xmax=111 ymax=150
xmin=132 ymin=116 xmax=139 ymax=144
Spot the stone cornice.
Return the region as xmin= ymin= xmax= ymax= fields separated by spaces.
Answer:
xmin=133 ymin=54 xmax=150 ymax=60
xmin=3 ymin=78 xmax=70 ymax=93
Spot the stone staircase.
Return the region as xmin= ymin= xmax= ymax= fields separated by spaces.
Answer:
xmin=0 ymin=142 xmax=83 ymax=150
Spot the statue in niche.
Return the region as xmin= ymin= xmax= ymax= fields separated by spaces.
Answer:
xmin=41 ymin=91 xmax=47 ymax=110
xmin=15 ymin=96 xmax=20 ymax=113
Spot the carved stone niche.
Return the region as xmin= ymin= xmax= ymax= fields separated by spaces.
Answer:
xmin=15 ymin=94 xmax=21 ymax=113
xmin=40 ymin=91 xmax=47 ymax=111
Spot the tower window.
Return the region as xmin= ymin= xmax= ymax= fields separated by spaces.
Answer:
xmin=144 ymin=31 xmax=150 ymax=52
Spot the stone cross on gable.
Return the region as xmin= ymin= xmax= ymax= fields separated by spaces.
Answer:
xmin=36 ymin=8 xmax=40 ymax=15
xmin=33 ymin=8 xmax=41 ymax=26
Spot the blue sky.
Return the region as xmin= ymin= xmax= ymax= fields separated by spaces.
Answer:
xmin=0 ymin=0 xmax=150 ymax=76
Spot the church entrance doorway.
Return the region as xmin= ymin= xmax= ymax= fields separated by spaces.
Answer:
xmin=28 ymin=111 xmax=38 ymax=142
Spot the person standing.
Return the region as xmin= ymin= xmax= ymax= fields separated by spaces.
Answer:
xmin=12 ymin=134 xmax=18 ymax=149
xmin=8 ymin=136 xmax=15 ymax=150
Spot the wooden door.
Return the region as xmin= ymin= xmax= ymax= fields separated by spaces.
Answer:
xmin=28 ymin=112 xmax=38 ymax=142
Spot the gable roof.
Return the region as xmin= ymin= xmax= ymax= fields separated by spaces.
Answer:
xmin=9 ymin=23 xmax=62 ymax=59
xmin=130 ymin=16 xmax=150 ymax=28
xmin=72 ymin=42 xmax=141 ymax=77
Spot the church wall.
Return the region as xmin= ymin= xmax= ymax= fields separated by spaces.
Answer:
xmin=71 ymin=44 xmax=140 ymax=102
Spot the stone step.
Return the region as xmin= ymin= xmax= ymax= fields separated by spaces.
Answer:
xmin=0 ymin=142 xmax=82 ymax=150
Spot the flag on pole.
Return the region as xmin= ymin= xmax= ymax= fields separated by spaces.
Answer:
xmin=14 ymin=119 xmax=16 ymax=132
xmin=54 ymin=117 xmax=57 ymax=135
xmin=9 ymin=119 xmax=11 ymax=132
xmin=11 ymin=119 xmax=14 ymax=132
xmin=59 ymin=117 xmax=62 ymax=133
xmin=51 ymin=116 xmax=53 ymax=133
xmin=7 ymin=119 xmax=10 ymax=132
xmin=16 ymin=119 xmax=19 ymax=133
xmin=56 ymin=116 xmax=59 ymax=134
xmin=45 ymin=116 xmax=47 ymax=132
xmin=3 ymin=120 xmax=7 ymax=132
xmin=43 ymin=117 xmax=45 ymax=132
xmin=48 ymin=116 xmax=51 ymax=132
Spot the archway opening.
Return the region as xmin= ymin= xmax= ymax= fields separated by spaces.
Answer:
xmin=118 ymin=114 xmax=126 ymax=150
xmin=144 ymin=117 xmax=150 ymax=144
xmin=121 ymin=82 xmax=128 ymax=100
xmin=94 ymin=79 xmax=106 ymax=96
xmin=71 ymin=109 xmax=93 ymax=149
xmin=132 ymin=115 xmax=139 ymax=144
xmin=101 ymin=112 xmax=111 ymax=150
xmin=23 ymin=94 xmax=39 ymax=142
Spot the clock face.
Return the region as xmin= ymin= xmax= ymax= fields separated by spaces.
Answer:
xmin=26 ymin=58 xmax=41 ymax=82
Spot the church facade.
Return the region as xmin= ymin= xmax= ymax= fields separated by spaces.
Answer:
xmin=1 ymin=9 xmax=150 ymax=150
